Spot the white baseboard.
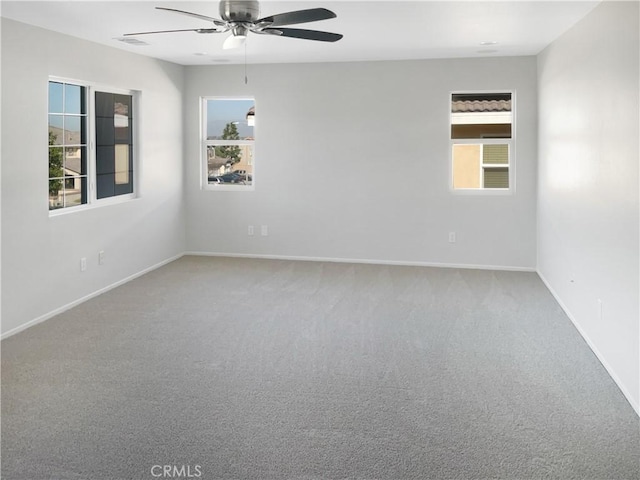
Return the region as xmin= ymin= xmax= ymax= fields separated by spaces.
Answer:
xmin=1 ymin=253 xmax=184 ymax=341
xmin=184 ymin=251 xmax=536 ymax=272
xmin=537 ymin=271 xmax=640 ymax=417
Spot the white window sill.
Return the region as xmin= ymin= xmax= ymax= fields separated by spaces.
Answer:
xmin=450 ymin=188 xmax=513 ymax=196
xmin=202 ymin=184 xmax=255 ymax=192
xmin=49 ymin=194 xmax=138 ymax=217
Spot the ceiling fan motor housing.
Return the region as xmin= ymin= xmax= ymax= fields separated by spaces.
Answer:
xmin=220 ymin=0 xmax=260 ymax=22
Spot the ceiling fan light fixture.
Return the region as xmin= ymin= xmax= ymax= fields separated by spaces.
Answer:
xmin=223 ymin=24 xmax=250 ymax=49
xmin=223 ymin=33 xmax=247 ymax=50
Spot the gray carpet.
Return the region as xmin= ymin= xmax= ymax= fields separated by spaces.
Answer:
xmin=2 ymin=256 xmax=639 ymax=480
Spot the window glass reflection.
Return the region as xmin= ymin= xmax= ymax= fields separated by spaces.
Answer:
xmin=48 ymin=115 xmax=64 ymax=145
xmin=114 ymin=112 xmax=129 ymax=142
xmin=65 ymin=147 xmax=86 ymax=176
xmin=115 ymin=144 xmax=129 ymax=185
xmin=49 ymin=82 xmax=64 ymax=113
xmin=63 ymin=176 xmax=85 ymax=207
xmin=64 ymin=84 xmax=85 ymax=114
xmin=64 ymin=116 xmax=83 ymax=145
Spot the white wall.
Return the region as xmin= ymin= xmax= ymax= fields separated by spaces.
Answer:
xmin=537 ymin=1 xmax=639 ymax=413
xmin=1 ymin=19 xmax=186 ymax=336
xmin=184 ymin=57 xmax=538 ymax=269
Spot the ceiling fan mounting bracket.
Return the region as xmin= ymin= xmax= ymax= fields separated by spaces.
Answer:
xmin=220 ymin=0 xmax=260 ymax=23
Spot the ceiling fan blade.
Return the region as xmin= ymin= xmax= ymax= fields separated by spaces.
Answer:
xmin=223 ymin=34 xmax=247 ymax=50
xmin=257 ymin=8 xmax=336 ymax=27
xmin=124 ymin=28 xmax=220 ymax=36
xmin=261 ymin=27 xmax=343 ymax=42
xmin=155 ymin=7 xmax=227 ymax=27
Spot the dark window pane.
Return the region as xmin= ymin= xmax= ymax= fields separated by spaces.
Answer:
xmin=96 ymin=146 xmax=115 ymax=174
xmin=97 ymin=173 xmax=115 ymax=199
xmin=114 ymin=178 xmax=133 ymax=196
xmin=97 ymin=155 xmax=133 ymax=196
xmin=81 ymin=116 xmax=87 ymax=144
xmin=48 ymin=82 xmax=64 ymax=113
xmin=95 ymin=91 xmax=135 ymax=200
xmin=451 ymin=124 xmax=511 ymax=139
xmin=95 ymin=92 xmax=114 ymax=117
xmin=114 ymin=94 xmax=131 ymax=117
xmin=64 ymin=84 xmax=85 ymax=114
xmin=114 ymin=118 xmax=130 ymax=143
xmin=96 ymin=117 xmax=115 ymax=146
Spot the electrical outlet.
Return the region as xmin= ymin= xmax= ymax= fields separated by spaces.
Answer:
xmin=80 ymin=257 xmax=87 ymax=272
xmin=98 ymin=250 xmax=105 ymax=265
xmin=248 ymin=225 xmax=254 ymax=236
xmin=448 ymin=232 xmax=456 ymax=243
xmin=261 ymin=225 xmax=268 ymax=236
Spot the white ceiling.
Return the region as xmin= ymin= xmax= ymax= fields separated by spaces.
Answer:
xmin=1 ymin=0 xmax=600 ymax=65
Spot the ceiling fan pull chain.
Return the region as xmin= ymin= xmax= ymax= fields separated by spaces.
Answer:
xmin=244 ymin=40 xmax=248 ymax=85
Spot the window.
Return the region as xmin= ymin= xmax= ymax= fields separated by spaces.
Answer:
xmin=48 ymin=81 xmax=87 ymax=209
xmin=202 ymin=98 xmax=255 ymax=189
xmin=95 ymin=92 xmax=134 ymax=199
xmin=450 ymin=92 xmax=513 ymax=191
xmin=48 ymin=79 xmax=136 ymax=212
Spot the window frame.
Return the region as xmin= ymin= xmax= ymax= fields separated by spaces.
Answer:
xmin=48 ymin=76 xmax=139 ymax=216
xmin=200 ymin=96 xmax=256 ymax=192
xmin=449 ymin=90 xmax=515 ymax=195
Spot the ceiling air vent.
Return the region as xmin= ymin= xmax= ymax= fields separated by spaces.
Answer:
xmin=114 ymin=37 xmax=149 ymax=46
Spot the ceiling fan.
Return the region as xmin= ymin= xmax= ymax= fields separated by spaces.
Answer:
xmin=124 ymin=0 xmax=343 ymax=50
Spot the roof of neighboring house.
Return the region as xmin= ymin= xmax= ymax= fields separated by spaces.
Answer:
xmin=452 ymin=99 xmax=511 ymax=113
xmin=49 ymin=126 xmax=82 ymax=146
xmin=64 ymin=157 xmax=82 ymax=175
xmin=208 ymin=158 xmax=230 ymax=170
